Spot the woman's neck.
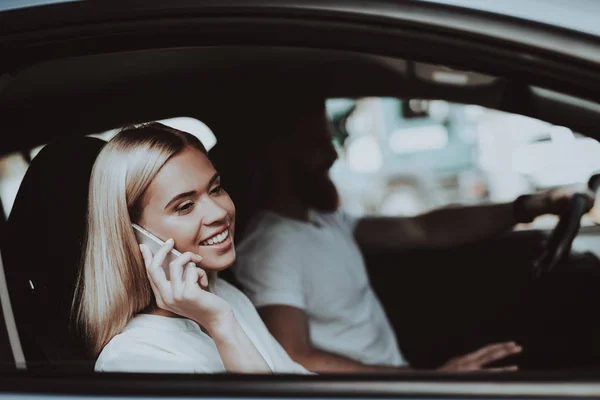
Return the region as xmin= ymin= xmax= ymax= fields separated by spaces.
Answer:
xmin=149 ymin=308 xmax=179 ymax=318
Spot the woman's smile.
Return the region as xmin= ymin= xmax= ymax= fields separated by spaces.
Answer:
xmin=200 ymin=227 xmax=231 ymax=247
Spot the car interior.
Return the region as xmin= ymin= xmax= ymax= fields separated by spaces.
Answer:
xmin=1 ymin=45 xmax=600 ymax=373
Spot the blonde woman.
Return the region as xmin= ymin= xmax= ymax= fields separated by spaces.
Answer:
xmin=75 ymin=122 xmax=308 ymax=374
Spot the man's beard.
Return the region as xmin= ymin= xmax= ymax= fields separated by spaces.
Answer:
xmin=290 ymin=166 xmax=340 ymax=213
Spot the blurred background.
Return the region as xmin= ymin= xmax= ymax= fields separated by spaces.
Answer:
xmin=326 ymin=97 xmax=600 ymax=230
xmin=1 ymin=98 xmax=599 ymax=231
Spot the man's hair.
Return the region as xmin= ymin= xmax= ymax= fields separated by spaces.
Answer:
xmin=74 ymin=122 xmax=208 ymax=356
xmin=261 ymin=92 xmax=326 ymax=141
xmin=210 ymin=90 xmax=327 ymax=146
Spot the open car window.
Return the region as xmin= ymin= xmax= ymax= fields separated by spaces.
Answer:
xmin=327 ymin=97 xmax=600 ymax=230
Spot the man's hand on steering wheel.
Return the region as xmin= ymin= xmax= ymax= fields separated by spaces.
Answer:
xmin=515 ymin=181 xmax=597 ymax=278
xmin=516 ymin=183 xmax=595 ymax=223
xmin=523 ymin=183 xmax=595 ymax=222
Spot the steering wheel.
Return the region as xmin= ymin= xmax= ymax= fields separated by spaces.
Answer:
xmin=531 ymin=175 xmax=600 ymax=279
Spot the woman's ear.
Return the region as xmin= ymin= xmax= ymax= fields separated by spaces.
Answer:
xmin=131 ymin=192 xmax=149 ymax=225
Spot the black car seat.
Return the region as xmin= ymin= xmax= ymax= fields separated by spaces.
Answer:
xmin=208 ymin=141 xmax=257 ymax=246
xmin=2 ymin=136 xmax=105 ymax=370
xmin=207 ymin=140 xmax=257 ymax=289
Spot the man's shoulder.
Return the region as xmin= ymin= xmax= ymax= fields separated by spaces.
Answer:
xmin=234 ymin=213 xmax=310 ymax=277
xmin=311 ymin=208 xmax=358 ymax=232
xmin=240 ymin=211 xmax=308 ymax=247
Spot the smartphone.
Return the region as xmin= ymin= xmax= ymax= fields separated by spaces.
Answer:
xmin=132 ymin=223 xmax=183 ymax=279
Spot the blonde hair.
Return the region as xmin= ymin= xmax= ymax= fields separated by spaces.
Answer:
xmin=74 ymin=122 xmax=208 ymax=356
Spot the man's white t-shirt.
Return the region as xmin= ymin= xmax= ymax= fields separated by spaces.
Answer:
xmin=95 ymin=278 xmax=309 ymax=374
xmin=233 ymin=209 xmax=407 ymax=367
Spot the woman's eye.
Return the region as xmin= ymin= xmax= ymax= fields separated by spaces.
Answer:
xmin=176 ymin=201 xmax=195 ymax=214
xmin=210 ymin=185 xmax=224 ymax=195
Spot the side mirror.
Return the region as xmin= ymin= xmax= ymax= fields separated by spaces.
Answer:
xmin=588 ymin=173 xmax=600 ymax=193
xmin=402 ymin=99 xmax=430 ymax=119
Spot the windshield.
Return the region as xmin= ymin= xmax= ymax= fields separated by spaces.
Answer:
xmin=0 ymin=0 xmax=79 ymax=12
xmin=419 ymin=0 xmax=600 ymax=38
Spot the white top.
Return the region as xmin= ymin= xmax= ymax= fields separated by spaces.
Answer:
xmin=95 ymin=278 xmax=309 ymax=374
xmin=233 ymin=209 xmax=407 ymax=367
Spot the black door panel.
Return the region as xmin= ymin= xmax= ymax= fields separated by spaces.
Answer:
xmin=363 ymin=230 xmax=600 ymax=370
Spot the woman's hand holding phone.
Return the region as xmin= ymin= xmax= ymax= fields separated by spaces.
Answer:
xmin=139 ymin=239 xmax=272 ymax=373
xmin=139 ymin=239 xmax=233 ymax=332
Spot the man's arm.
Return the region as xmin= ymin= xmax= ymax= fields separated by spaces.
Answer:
xmin=258 ymin=305 xmax=408 ymax=373
xmin=355 ymin=184 xmax=594 ymax=251
xmin=258 ymin=305 xmax=521 ymax=373
xmin=355 ymin=202 xmax=517 ymax=251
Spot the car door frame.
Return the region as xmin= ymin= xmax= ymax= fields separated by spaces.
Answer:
xmin=3 ymin=0 xmax=600 ymax=398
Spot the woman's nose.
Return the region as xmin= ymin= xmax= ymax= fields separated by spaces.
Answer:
xmin=202 ymin=198 xmax=228 ymax=225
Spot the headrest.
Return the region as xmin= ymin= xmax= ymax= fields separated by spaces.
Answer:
xmin=2 ymin=136 xmax=105 ymax=365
